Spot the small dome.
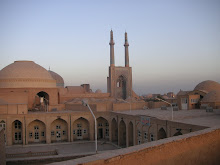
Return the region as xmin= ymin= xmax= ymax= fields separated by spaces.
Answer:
xmin=194 ymin=80 xmax=220 ymax=93
xmin=0 ymin=61 xmax=56 ymax=88
xmin=48 ymin=70 xmax=64 ymax=87
xmin=201 ymin=90 xmax=220 ymax=103
xmin=95 ymin=89 xmax=102 ymax=93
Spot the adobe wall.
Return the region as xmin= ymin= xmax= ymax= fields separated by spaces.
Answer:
xmin=148 ymin=101 xmax=169 ymax=109
xmin=59 ymin=127 xmax=220 ymax=165
xmin=113 ymin=102 xmax=147 ymax=111
xmin=0 ymin=128 xmax=6 ymax=165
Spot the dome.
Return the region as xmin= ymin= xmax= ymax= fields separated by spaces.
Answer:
xmin=95 ymin=89 xmax=102 ymax=93
xmin=194 ymin=80 xmax=220 ymax=93
xmin=201 ymin=90 xmax=220 ymax=103
xmin=0 ymin=61 xmax=56 ymax=88
xmin=48 ymin=70 xmax=64 ymax=87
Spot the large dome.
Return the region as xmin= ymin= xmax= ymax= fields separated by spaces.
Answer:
xmin=201 ymin=90 xmax=220 ymax=103
xmin=0 ymin=61 xmax=56 ymax=88
xmin=48 ymin=70 xmax=64 ymax=87
xmin=194 ymin=80 xmax=220 ymax=93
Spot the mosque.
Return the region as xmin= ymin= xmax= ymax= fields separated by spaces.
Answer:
xmin=0 ymin=31 xmax=218 ymax=150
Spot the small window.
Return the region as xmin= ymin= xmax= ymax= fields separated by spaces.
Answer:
xmin=83 ymin=129 xmax=87 ymax=134
xmin=51 ymin=131 xmax=55 ymax=136
xmin=138 ymin=130 xmax=141 ymax=137
xmin=56 ymin=125 xmax=61 ymax=129
xmin=144 ymin=132 xmax=147 ymax=140
xmin=63 ymin=131 xmax=66 ymax=135
xmin=73 ymin=130 xmax=76 ymax=134
xmin=29 ymin=132 xmax=33 ymax=138
xmin=105 ymin=122 xmax=109 ymax=127
xmin=105 ymin=128 xmax=109 ymax=137
xmin=138 ymin=140 xmax=141 ymax=145
xmin=41 ymin=132 xmax=45 ymax=137
xmin=77 ymin=124 xmax=82 ymax=128
xmin=34 ymin=126 xmax=39 ymax=130
xmin=98 ymin=123 xmax=103 ymax=127
xmin=150 ymin=134 xmax=154 ymax=141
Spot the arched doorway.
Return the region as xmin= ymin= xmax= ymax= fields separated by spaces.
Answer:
xmin=128 ymin=121 xmax=133 ymax=146
xmin=51 ymin=118 xmax=68 ymax=142
xmin=73 ymin=117 xmax=90 ymax=141
xmin=12 ymin=120 xmax=23 ymax=144
xmin=34 ymin=91 xmax=49 ymax=111
xmin=111 ymin=118 xmax=118 ymax=144
xmin=0 ymin=120 xmax=6 ymax=144
xmin=119 ymin=120 xmax=126 ymax=147
xmin=157 ymin=128 xmax=167 ymax=140
xmin=27 ymin=120 xmax=46 ymax=144
xmin=97 ymin=117 xmax=109 ymax=140
xmin=116 ymin=75 xmax=126 ymax=100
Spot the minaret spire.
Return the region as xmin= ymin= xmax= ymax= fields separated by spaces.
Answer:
xmin=109 ymin=30 xmax=115 ymax=66
xmin=124 ymin=32 xmax=129 ymax=67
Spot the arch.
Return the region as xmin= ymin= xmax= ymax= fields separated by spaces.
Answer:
xmin=51 ymin=118 xmax=68 ymax=143
xmin=157 ymin=128 xmax=167 ymax=140
xmin=119 ymin=120 xmax=126 ymax=147
xmin=97 ymin=117 xmax=109 ymax=140
xmin=128 ymin=121 xmax=133 ymax=146
xmin=173 ymin=131 xmax=183 ymax=136
xmin=34 ymin=91 xmax=49 ymax=111
xmin=12 ymin=120 xmax=23 ymax=144
xmin=73 ymin=117 xmax=90 ymax=141
xmin=116 ymin=75 xmax=127 ymax=100
xmin=27 ymin=119 xmax=46 ymax=144
xmin=111 ymin=118 xmax=118 ymax=144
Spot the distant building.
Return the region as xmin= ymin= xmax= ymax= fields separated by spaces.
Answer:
xmin=177 ymin=80 xmax=220 ymax=110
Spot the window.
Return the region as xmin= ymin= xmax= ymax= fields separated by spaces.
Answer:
xmin=34 ymin=126 xmax=39 ymax=130
xmin=51 ymin=131 xmax=55 ymax=136
xmin=150 ymin=134 xmax=154 ymax=141
xmin=138 ymin=130 xmax=141 ymax=137
xmin=35 ymin=132 xmax=39 ymax=140
xmin=105 ymin=122 xmax=109 ymax=127
xmin=29 ymin=132 xmax=33 ymax=138
xmin=0 ymin=121 xmax=6 ymax=130
xmin=144 ymin=132 xmax=148 ymax=140
xmin=63 ymin=131 xmax=66 ymax=135
xmin=56 ymin=125 xmax=61 ymax=129
xmin=15 ymin=121 xmax=21 ymax=129
xmin=98 ymin=123 xmax=103 ymax=127
xmin=73 ymin=130 xmax=75 ymax=135
xmin=77 ymin=129 xmax=82 ymax=137
xmin=41 ymin=132 xmax=45 ymax=137
xmin=77 ymin=124 xmax=82 ymax=128
xmin=56 ymin=131 xmax=61 ymax=138
xmin=83 ymin=129 xmax=87 ymax=134
xmin=138 ymin=140 xmax=141 ymax=145
xmin=105 ymin=128 xmax=109 ymax=137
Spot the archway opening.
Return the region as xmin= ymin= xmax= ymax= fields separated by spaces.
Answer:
xmin=73 ymin=117 xmax=90 ymax=141
xmin=111 ymin=118 xmax=118 ymax=144
xmin=116 ymin=75 xmax=126 ymax=100
xmin=158 ymin=128 xmax=167 ymax=140
xmin=97 ymin=117 xmax=109 ymax=140
xmin=119 ymin=120 xmax=126 ymax=147
xmin=51 ymin=118 xmax=68 ymax=143
xmin=27 ymin=120 xmax=46 ymax=144
xmin=128 ymin=122 xmax=133 ymax=146
xmin=34 ymin=91 xmax=49 ymax=111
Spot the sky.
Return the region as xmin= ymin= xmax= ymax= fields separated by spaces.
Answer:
xmin=0 ymin=0 xmax=219 ymax=95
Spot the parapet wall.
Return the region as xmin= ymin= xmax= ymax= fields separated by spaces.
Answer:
xmin=53 ymin=127 xmax=220 ymax=165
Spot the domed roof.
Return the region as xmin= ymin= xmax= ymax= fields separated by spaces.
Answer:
xmin=48 ymin=70 xmax=64 ymax=87
xmin=194 ymin=80 xmax=220 ymax=93
xmin=95 ymin=89 xmax=102 ymax=93
xmin=201 ymin=90 xmax=220 ymax=103
xmin=0 ymin=61 xmax=56 ymax=88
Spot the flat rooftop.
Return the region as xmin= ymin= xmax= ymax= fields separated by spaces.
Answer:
xmin=117 ymin=108 xmax=220 ymax=127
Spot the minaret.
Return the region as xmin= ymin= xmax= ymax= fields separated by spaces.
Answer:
xmin=124 ymin=32 xmax=129 ymax=67
xmin=109 ymin=30 xmax=115 ymax=66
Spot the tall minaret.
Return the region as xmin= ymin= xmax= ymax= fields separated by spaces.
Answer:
xmin=124 ymin=32 xmax=129 ymax=67
xmin=109 ymin=30 xmax=115 ymax=66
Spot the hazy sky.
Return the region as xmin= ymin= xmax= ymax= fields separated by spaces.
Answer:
xmin=0 ymin=0 xmax=219 ymax=95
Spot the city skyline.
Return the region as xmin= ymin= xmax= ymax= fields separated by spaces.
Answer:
xmin=1 ymin=0 xmax=219 ymax=95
